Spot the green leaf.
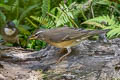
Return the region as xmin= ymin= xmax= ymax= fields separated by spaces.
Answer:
xmin=0 ymin=4 xmax=11 ymax=11
xmin=18 ymin=25 xmax=31 ymax=35
xmin=82 ymin=15 xmax=120 ymax=38
xmin=0 ymin=10 xmax=6 ymax=23
xmin=30 ymin=16 xmax=55 ymax=28
xmin=18 ymin=3 xmax=40 ymax=24
xmin=42 ymin=0 xmax=51 ymax=17
xmin=107 ymin=27 xmax=120 ymax=38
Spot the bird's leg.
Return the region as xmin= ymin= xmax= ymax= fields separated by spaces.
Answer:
xmin=16 ymin=37 xmax=20 ymax=45
xmin=58 ymin=48 xmax=67 ymax=54
xmin=56 ymin=47 xmax=71 ymax=64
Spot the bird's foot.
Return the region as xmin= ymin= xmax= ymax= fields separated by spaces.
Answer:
xmin=56 ymin=48 xmax=71 ymax=64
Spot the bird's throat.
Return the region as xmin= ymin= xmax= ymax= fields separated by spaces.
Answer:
xmin=4 ymin=28 xmax=16 ymax=36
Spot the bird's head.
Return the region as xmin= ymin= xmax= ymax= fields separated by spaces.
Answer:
xmin=29 ymin=29 xmax=45 ymax=40
xmin=7 ymin=21 xmax=15 ymax=28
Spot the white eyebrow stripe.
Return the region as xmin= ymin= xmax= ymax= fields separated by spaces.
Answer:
xmin=35 ymin=31 xmax=44 ymax=35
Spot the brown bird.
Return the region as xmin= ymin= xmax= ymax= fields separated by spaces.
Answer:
xmin=29 ymin=27 xmax=108 ymax=63
xmin=0 ymin=21 xmax=19 ymax=44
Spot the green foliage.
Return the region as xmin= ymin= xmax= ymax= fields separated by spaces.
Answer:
xmin=18 ymin=3 xmax=40 ymax=25
xmin=42 ymin=0 xmax=50 ymax=17
xmin=82 ymin=15 xmax=120 ymax=38
xmin=30 ymin=16 xmax=55 ymax=28
xmin=0 ymin=0 xmax=120 ymax=50
xmin=27 ymin=40 xmax=47 ymax=50
xmin=0 ymin=0 xmax=43 ymax=49
xmin=0 ymin=10 xmax=6 ymax=26
xmin=49 ymin=3 xmax=80 ymax=28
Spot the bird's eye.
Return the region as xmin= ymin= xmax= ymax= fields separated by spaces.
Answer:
xmin=34 ymin=33 xmax=39 ymax=36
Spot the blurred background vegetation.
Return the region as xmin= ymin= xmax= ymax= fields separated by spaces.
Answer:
xmin=0 ymin=0 xmax=120 ymax=50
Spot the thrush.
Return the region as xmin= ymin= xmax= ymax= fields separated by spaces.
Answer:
xmin=0 ymin=21 xmax=19 ymax=44
xmin=29 ymin=27 xmax=108 ymax=63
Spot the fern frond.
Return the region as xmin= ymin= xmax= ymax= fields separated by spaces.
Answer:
xmin=11 ymin=0 xmax=19 ymax=19
xmin=82 ymin=15 xmax=120 ymax=38
xmin=18 ymin=25 xmax=31 ymax=35
xmin=82 ymin=15 xmax=117 ymax=27
xmin=30 ymin=16 xmax=55 ymax=28
xmin=82 ymin=21 xmax=106 ymax=28
xmin=18 ymin=3 xmax=40 ymax=25
xmin=55 ymin=4 xmax=74 ymax=27
xmin=25 ymin=17 xmax=38 ymax=28
xmin=42 ymin=0 xmax=50 ymax=17
xmin=0 ymin=4 xmax=11 ymax=11
xmin=107 ymin=27 xmax=120 ymax=38
xmin=51 ymin=4 xmax=78 ymax=27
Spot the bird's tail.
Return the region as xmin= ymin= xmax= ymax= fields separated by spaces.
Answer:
xmin=88 ymin=29 xmax=109 ymax=36
xmin=78 ymin=29 xmax=109 ymax=40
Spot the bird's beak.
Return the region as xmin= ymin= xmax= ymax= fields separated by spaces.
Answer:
xmin=29 ymin=35 xmax=37 ymax=40
xmin=29 ymin=37 xmax=34 ymax=40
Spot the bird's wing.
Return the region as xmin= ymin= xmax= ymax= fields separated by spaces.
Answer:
xmin=44 ymin=27 xmax=90 ymax=42
xmin=45 ymin=27 xmax=108 ymax=43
